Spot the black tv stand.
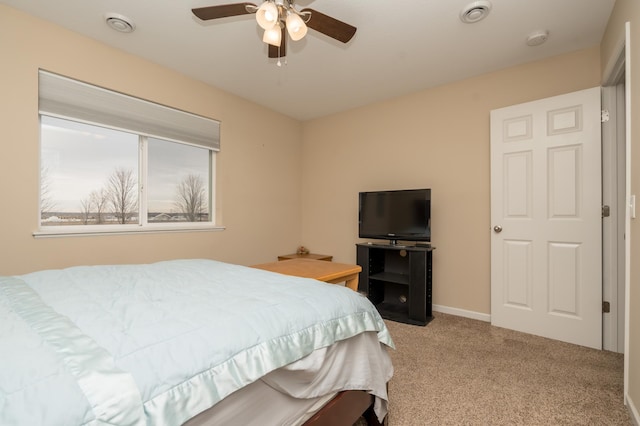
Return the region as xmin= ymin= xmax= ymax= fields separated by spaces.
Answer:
xmin=356 ymin=243 xmax=434 ymax=326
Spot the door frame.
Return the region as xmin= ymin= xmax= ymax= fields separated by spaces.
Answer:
xmin=601 ymin=65 xmax=626 ymax=354
xmin=601 ymin=21 xmax=630 ymax=395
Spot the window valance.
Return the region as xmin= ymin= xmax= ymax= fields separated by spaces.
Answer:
xmin=38 ymin=70 xmax=220 ymax=151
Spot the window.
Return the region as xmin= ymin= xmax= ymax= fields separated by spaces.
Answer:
xmin=37 ymin=70 xmax=221 ymax=236
xmin=147 ymin=138 xmax=210 ymax=223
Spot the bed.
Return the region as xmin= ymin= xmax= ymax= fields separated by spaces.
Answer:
xmin=0 ymin=258 xmax=394 ymax=425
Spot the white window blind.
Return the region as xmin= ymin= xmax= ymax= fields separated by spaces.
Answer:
xmin=38 ymin=70 xmax=220 ymax=151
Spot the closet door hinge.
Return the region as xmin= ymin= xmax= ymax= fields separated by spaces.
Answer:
xmin=602 ymin=205 xmax=610 ymax=218
xmin=603 ymin=301 xmax=610 ymax=313
xmin=601 ymin=110 xmax=610 ymax=123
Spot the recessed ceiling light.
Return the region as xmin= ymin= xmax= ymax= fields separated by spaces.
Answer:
xmin=460 ymin=1 xmax=492 ymax=24
xmin=105 ymin=13 xmax=136 ymax=33
xmin=526 ymin=30 xmax=549 ymax=46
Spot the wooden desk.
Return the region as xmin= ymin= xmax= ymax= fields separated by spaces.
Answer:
xmin=252 ymin=258 xmax=361 ymax=291
xmin=277 ymin=253 xmax=333 ymax=261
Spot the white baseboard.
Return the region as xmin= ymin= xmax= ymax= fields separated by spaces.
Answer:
xmin=627 ymin=393 xmax=640 ymax=426
xmin=432 ymin=304 xmax=491 ymax=323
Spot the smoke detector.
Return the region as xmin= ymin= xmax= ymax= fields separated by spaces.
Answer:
xmin=460 ymin=1 xmax=492 ymax=24
xmin=526 ymin=30 xmax=549 ymax=46
xmin=105 ymin=13 xmax=136 ymax=33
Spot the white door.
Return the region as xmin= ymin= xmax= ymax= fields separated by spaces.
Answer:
xmin=490 ymin=87 xmax=602 ymax=349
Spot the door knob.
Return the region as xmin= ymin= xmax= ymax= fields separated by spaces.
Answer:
xmin=493 ymin=225 xmax=502 ymax=233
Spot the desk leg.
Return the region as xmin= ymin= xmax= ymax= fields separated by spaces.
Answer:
xmin=345 ymin=276 xmax=359 ymax=292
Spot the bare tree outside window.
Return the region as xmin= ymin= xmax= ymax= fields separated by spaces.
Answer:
xmin=108 ymin=168 xmax=138 ymax=224
xmin=175 ymin=174 xmax=206 ymax=222
xmin=40 ymin=166 xmax=56 ymax=218
xmin=91 ymin=189 xmax=109 ymax=224
xmin=79 ymin=196 xmax=93 ymax=225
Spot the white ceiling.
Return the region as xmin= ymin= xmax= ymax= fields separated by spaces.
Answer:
xmin=2 ymin=0 xmax=615 ymax=121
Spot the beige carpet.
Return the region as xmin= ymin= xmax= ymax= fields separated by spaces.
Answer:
xmin=385 ymin=313 xmax=631 ymax=425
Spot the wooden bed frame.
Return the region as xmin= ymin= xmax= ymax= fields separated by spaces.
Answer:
xmin=303 ymin=390 xmax=385 ymax=426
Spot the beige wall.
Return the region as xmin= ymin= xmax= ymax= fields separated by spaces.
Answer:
xmin=301 ymin=47 xmax=601 ymax=315
xmin=601 ymin=0 xmax=640 ymax=417
xmin=0 ymin=5 xmax=303 ymax=274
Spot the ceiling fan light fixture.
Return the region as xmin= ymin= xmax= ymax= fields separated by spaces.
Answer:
xmin=263 ymin=25 xmax=282 ymax=47
xmin=286 ymin=11 xmax=307 ymax=41
xmin=191 ymin=2 xmax=357 ymax=60
xmin=256 ymin=1 xmax=279 ymax=30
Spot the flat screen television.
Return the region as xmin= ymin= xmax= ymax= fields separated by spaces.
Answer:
xmin=358 ymin=188 xmax=431 ymax=245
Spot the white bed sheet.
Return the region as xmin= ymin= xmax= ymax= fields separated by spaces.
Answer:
xmin=184 ymin=331 xmax=393 ymax=425
xmin=183 ymin=377 xmax=335 ymax=426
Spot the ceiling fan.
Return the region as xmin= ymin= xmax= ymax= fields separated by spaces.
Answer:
xmin=192 ymin=1 xmax=357 ymax=59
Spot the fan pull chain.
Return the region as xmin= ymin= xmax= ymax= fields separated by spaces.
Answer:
xmin=276 ymin=43 xmax=287 ymax=67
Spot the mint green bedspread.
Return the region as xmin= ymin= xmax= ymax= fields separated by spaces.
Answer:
xmin=0 ymin=259 xmax=393 ymax=425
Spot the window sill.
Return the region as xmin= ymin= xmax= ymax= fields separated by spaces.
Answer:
xmin=33 ymin=223 xmax=225 ymax=238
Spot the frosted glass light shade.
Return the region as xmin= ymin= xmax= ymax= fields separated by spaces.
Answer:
xmin=263 ymin=26 xmax=282 ymax=47
xmin=286 ymin=12 xmax=307 ymax=41
xmin=256 ymin=1 xmax=279 ymax=30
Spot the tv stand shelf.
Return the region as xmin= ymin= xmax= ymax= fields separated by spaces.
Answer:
xmin=369 ymin=271 xmax=410 ymax=286
xmin=357 ymin=243 xmax=434 ymax=326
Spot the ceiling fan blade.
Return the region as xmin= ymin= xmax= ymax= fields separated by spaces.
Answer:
xmin=268 ymin=27 xmax=287 ymax=58
xmin=192 ymin=3 xmax=257 ymax=21
xmin=300 ymin=8 xmax=357 ymax=43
